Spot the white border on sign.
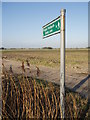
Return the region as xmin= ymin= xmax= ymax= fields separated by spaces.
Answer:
xmin=43 ymin=16 xmax=60 ymax=28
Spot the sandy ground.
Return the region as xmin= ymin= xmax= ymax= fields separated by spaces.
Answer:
xmin=1 ymin=58 xmax=89 ymax=98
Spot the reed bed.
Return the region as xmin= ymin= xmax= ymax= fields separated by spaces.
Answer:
xmin=1 ymin=71 xmax=88 ymax=119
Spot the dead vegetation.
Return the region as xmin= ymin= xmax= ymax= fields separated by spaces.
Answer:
xmin=1 ymin=49 xmax=89 ymax=119
xmin=1 ymin=65 xmax=88 ymax=119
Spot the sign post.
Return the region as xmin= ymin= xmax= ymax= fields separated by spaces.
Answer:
xmin=60 ymin=9 xmax=66 ymax=119
xmin=42 ymin=9 xmax=66 ymax=119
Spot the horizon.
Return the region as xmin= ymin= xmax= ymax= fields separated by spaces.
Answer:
xmin=0 ymin=47 xmax=89 ymax=49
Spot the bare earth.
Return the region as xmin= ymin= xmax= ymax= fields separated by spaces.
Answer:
xmin=1 ymin=58 xmax=89 ymax=98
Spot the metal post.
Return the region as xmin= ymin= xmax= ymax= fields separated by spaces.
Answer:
xmin=60 ymin=9 xmax=66 ymax=119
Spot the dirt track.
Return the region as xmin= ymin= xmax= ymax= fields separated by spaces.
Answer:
xmin=1 ymin=59 xmax=89 ymax=98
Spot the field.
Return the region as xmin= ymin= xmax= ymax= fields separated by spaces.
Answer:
xmin=1 ymin=48 xmax=89 ymax=119
xmin=2 ymin=48 xmax=88 ymax=69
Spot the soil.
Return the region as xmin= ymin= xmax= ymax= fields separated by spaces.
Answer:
xmin=1 ymin=58 xmax=89 ymax=98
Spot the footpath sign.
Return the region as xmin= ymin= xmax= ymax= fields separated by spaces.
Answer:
xmin=42 ymin=9 xmax=66 ymax=119
xmin=43 ymin=17 xmax=61 ymax=38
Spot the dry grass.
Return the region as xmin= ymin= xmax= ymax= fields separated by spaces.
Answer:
xmin=1 ymin=70 xmax=88 ymax=119
xmin=1 ymin=48 xmax=89 ymax=119
xmin=2 ymin=48 xmax=88 ymax=68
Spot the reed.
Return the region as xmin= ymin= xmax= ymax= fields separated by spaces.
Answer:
xmin=1 ymin=66 xmax=88 ymax=119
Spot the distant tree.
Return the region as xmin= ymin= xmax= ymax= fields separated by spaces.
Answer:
xmin=42 ymin=47 xmax=53 ymax=49
xmin=48 ymin=47 xmax=53 ymax=49
xmin=0 ymin=47 xmax=5 ymax=50
xmin=86 ymin=47 xmax=90 ymax=49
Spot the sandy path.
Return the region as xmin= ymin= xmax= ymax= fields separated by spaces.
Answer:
xmin=1 ymin=59 xmax=89 ymax=98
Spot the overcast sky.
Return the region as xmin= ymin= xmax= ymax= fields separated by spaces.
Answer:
xmin=1 ymin=2 xmax=88 ymax=48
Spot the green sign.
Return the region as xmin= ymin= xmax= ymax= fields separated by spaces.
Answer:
xmin=43 ymin=17 xmax=61 ymax=38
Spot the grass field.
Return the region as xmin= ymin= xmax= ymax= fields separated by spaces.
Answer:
xmin=2 ymin=48 xmax=88 ymax=68
xmin=1 ymin=48 xmax=89 ymax=119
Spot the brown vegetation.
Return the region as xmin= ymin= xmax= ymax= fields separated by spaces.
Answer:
xmin=1 ymin=67 xmax=88 ymax=119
